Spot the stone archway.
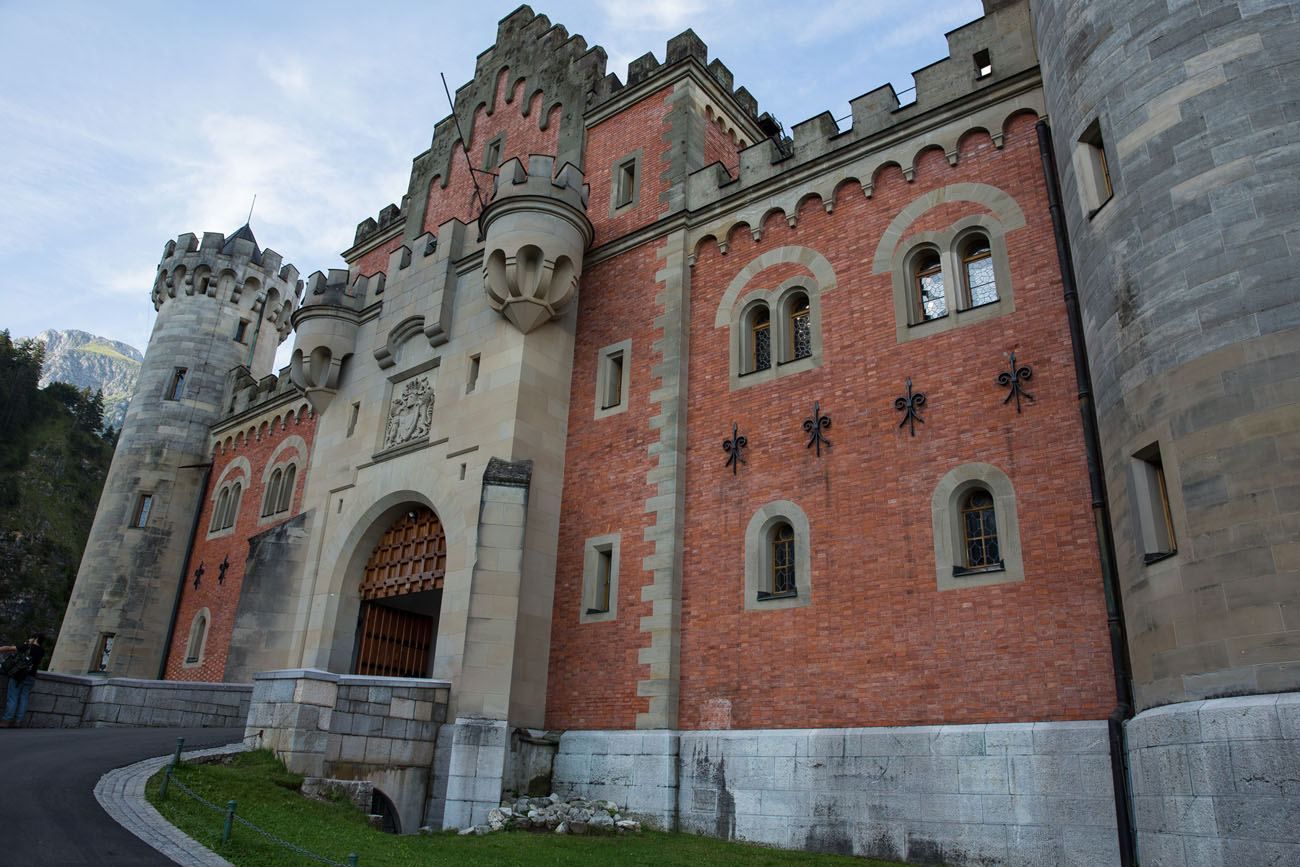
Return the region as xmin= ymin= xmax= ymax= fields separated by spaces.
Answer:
xmin=352 ymin=506 xmax=446 ymax=678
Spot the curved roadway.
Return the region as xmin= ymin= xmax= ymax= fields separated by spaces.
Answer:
xmin=0 ymin=726 xmax=241 ymax=866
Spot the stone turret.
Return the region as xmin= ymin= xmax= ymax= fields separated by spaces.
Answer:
xmin=289 ymin=269 xmax=368 ymax=413
xmin=481 ymin=155 xmax=593 ymax=334
xmin=51 ymin=226 xmax=301 ymax=679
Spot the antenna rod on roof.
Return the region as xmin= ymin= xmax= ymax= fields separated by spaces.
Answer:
xmin=441 ymin=72 xmax=489 ymax=218
xmin=247 ymin=194 xmax=257 ymax=226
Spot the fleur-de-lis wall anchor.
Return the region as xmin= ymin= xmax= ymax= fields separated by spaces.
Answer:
xmin=192 ymin=562 xmax=205 ymax=590
xmin=218 ymin=555 xmax=230 ymax=586
xmin=722 ymin=423 xmax=748 ymax=475
xmin=894 ymin=379 xmax=926 ymax=437
xmin=997 ymin=351 xmax=1035 ymax=413
xmin=803 ymin=401 xmax=832 ymax=457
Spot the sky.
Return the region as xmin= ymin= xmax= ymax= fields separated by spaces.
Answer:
xmin=0 ymin=0 xmax=984 ymax=359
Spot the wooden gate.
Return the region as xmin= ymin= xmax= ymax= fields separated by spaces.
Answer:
xmin=354 ymin=603 xmax=435 ymax=678
xmin=353 ymin=507 xmax=446 ymax=678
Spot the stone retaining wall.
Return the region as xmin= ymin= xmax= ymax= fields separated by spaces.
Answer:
xmin=246 ymin=668 xmax=449 ymax=834
xmin=6 ymin=672 xmax=250 ymax=729
xmin=554 ymin=720 xmax=1120 ymax=866
xmin=1127 ymin=693 xmax=1300 ymax=866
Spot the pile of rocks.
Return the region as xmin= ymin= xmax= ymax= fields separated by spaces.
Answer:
xmin=453 ymin=793 xmax=643 ymax=836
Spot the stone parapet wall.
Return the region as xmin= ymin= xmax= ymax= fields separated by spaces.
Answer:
xmin=13 ymin=672 xmax=250 ymax=729
xmin=553 ymin=720 xmax=1120 ymax=866
xmin=246 ymin=669 xmax=449 ymax=833
xmin=1127 ymin=694 xmax=1300 ymax=866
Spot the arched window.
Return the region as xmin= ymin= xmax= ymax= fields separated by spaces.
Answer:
xmin=913 ymin=250 xmax=946 ymax=321
xmin=961 ymin=235 xmax=997 ymax=308
xmin=210 ymin=488 xmax=230 ymax=533
xmin=748 ymin=305 xmax=771 ymax=372
xmin=185 ymin=611 xmax=208 ymax=665
xmin=767 ymin=520 xmax=796 ymax=596
xmin=276 ymin=465 xmax=296 ymax=514
xmin=785 ymin=292 xmax=811 ymax=362
xmin=263 ymin=469 xmax=283 ymax=517
xmin=960 ymin=488 xmax=1000 ymax=570
xmin=223 ymin=483 xmax=241 ymax=530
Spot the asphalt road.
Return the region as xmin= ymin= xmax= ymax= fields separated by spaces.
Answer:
xmin=0 ymin=726 xmax=242 ymax=866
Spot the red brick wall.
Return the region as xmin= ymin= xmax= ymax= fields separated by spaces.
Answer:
xmin=677 ymin=113 xmax=1112 ymax=728
xmin=546 ymin=240 xmax=665 ymax=729
xmin=163 ymin=403 xmax=316 ymax=682
xmin=703 ymin=111 xmax=742 ymax=176
xmin=422 ymin=74 xmax=563 ymax=235
xmin=585 ymin=86 xmax=674 ymax=246
xmin=547 ymin=111 xmax=1113 ymax=730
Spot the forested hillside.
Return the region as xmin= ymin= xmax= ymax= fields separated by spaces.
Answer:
xmin=0 ymin=330 xmax=116 ymax=659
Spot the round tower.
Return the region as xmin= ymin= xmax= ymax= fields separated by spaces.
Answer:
xmin=51 ymin=226 xmax=301 ymax=678
xmin=1033 ymin=0 xmax=1300 ymax=855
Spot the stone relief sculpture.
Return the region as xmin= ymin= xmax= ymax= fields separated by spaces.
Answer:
xmin=383 ymin=376 xmax=434 ymax=450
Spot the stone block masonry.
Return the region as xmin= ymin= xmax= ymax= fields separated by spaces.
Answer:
xmin=17 ymin=672 xmax=250 ymax=729
xmin=247 ymin=669 xmax=448 ymax=834
xmin=553 ymin=721 xmax=1119 ymax=866
xmin=1127 ymin=694 xmax=1300 ymax=866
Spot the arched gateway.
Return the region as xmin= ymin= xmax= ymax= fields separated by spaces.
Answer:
xmin=352 ymin=505 xmax=446 ymax=678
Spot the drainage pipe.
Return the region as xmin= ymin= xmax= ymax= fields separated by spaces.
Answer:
xmin=1035 ymin=119 xmax=1137 ymax=867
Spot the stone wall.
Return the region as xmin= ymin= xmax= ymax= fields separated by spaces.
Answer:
xmin=553 ymin=721 xmax=1120 ymax=866
xmin=11 ymin=672 xmax=250 ymax=729
xmin=246 ymin=669 xmax=449 ymax=834
xmin=1127 ymin=694 xmax=1300 ymax=866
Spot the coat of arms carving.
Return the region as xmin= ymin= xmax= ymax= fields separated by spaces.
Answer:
xmin=383 ymin=376 xmax=434 ymax=449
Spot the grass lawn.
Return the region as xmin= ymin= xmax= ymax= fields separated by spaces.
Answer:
xmin=146 ymin=750 xmax=911 ymax=867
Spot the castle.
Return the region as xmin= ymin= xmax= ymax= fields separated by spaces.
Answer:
xmin=49 ymin=1 xmax=1300 ymax=863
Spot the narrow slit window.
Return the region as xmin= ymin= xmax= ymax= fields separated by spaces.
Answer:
xmin=93 ymin=633 xmax=115 ymax=673
xmin=166 ymin=368 xmax=187 ymax=401
xmin=1077 ymin=119 xmax=1114 ymax=216
xmin=131 ymin=493 xmax=154 ymax=528
xmin=483 ymin=138 xmax=502 ymax=171
xmin=234 ymin=320 xmax=249 ymax=343
xmin=589 ymin=548 xmax=613 ymax=614
xmin=1131 ymin=444 xmax=1177 ymax=564
xmin=185 ymin=614 xmax=207 ymax=665
xmin=467 ymin=354 xmax=481 ymax=394
xmin=615 ymin=160 xmax=636 ymax=208
xmin=974 ymin=49 xmax=993 ymax=78
xmin=603 ymin=351 xmax=624 ymax=409
xmin=347 ymin=402 xmax=360 ymax=437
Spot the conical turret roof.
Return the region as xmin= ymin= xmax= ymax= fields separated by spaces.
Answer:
xmin=221 ymin=223 xmax=263 ymax=264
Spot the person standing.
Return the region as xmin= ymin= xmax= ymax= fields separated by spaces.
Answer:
xmin=1 ymin=634 xmax=45 ymax=728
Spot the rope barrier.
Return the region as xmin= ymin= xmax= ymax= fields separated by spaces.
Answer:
xmin=161 ymin=761 xmax=358 ymax=867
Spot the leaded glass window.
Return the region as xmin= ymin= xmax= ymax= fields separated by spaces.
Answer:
xmin=771 ymin=522 xmax=795 ymax=594
xmin=263 ymin=469 xmax=282 ymax=517
xmin=962 ymin=237 xmax=997 ymax=307
xmin=788 ymin=293 xmax=811 ymax=360
xmin=915 ymin=253 xmax=946 ymax=321
xmin=750 ymin=306 xmax=771 ymax=372
xmin=961 ymin=489 xmax=1000 ymax=568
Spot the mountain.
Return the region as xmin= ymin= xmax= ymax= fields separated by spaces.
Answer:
xmin=36 ymin=329 xmax=143 ymax=430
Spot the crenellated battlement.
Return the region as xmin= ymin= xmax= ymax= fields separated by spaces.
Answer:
xmin=683 ymin=1 xmax=1038 ymax=219
xmin=219 ymin=364 xmax=304 ymax=426
xmin=153 ymin=226 xmax=303 ymax=341
xmin=489 ymin=154 xmax=588 ymax=213
xmin=589 ymin=28 xmax=762 ymax=122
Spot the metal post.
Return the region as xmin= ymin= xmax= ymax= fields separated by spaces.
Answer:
xmin=347 ymin=855 xmax=359 ymax=867
xmin=159 ymin=766 xmax=170 ymax=798
xmin=171 ymin=737 xmax=185 ymax=768
xmin=222 ymin=800 xmax=236 ymax=844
